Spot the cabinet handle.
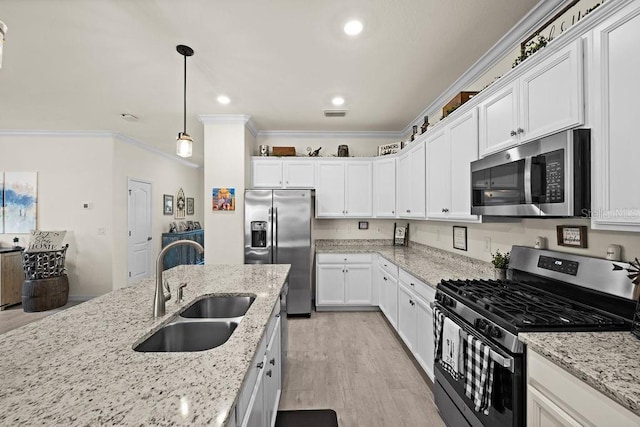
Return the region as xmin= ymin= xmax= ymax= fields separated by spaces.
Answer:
xmin=406 ymin=209 xmax=411 ymax=213
xmin=383 ymin=277 xmax=388 ymax=281
xmin=517 ymin=128 xmax=524 ymax=134
xmin=286 ymin=181 xmax=289 ymax=184
xmin=345 ymin=210 xmax=348 ymax=214
xmin=345 ymin=269 xmax=349 ymax=273
xmin=392 ymin=210 xmax=394 ymax=214
xmin=410 ymin=283 xmax=415 ymax=287
xmin=266 ymin=369 xmax=272 ymax=378
xmin=270 ymin=358 xmax=276 ymax=365
xmin=275 ymin=313 xmax=280 ymax=318
xmin=257 ymin=362 xmax=264 ymax=369
xmin=510 ymin=130 xmax=517 ymax=136
xmin=443 ymin=208 xmax=449 ymax=213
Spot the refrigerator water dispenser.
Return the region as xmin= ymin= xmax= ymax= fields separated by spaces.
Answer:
xmin=251 ymin=221 xmax=267 ymax=247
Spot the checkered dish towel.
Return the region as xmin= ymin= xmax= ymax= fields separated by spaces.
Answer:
xmin=433 ymin=306 xmax=444 ymax=362
xmin=464 ymin=334 xmax=495 ymax=415
xmin=433 ymin=307 xmax=464 ymax=380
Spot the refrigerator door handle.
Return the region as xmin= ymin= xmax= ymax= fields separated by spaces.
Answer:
xmin=273 ymin=207 xmax=278 ymax=263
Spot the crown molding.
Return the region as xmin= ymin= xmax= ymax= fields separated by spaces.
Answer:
xmin=198 ymin=114 xmax=257 ymax=137
xmin=257 ymin=130 xmax=404 ymax=139
xmin=0 ymin=130 xmax=201 ymax=169
xmin=402 ymin=0 xmax=568 ymax=135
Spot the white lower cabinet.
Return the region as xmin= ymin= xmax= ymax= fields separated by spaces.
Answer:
xmin=397 ymin=283 xmax=417 ymax=347
xmin=377 ymin=264 xmax=398 ymax=329
xmin=316 ymin=254 xmax=374 ymax=308
xmin=527 ymin=348 xmax=640 ymax=427
xmin=239 ymin=306 xmax=282 ymax=427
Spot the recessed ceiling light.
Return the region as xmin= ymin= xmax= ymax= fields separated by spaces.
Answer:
xmin=344 ymin=20 xmax=363 ymax=36
xmin=217 ymin=95 xmax=231 ymax=105
xmin=331 ymin=96 xmax=345 ymax=106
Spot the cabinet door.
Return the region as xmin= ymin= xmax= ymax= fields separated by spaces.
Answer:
xmin=519 ymin=40 xmax=583 ymax=143
xmin=385 ymin=275 xmax=399 ymax=329
xmin=252 ymin=159 xmax=283 ymax=188
xmin=377 ymin=266 xmax=388 ymax=316
xmin=409 ymin=142 xmax=426 ymax=218
xmin=345 ymin=263 xmax=372 ymax=305
xmin=426 ymin=130 xmax=450 ymax=219
xmin=243 ymin=356 xmax=267 ymax=427
xmin=449 ymin=109 xmax=480 ymax=221
xmin=373 ymin=157 xmax=396 ymax=217
xmin=396 ymin=152 xmax=412 ymax=217
xmin=397 ymin=284 xmax=416 ymax=350
xmin=283 ymin=160 xmax=315 ymax=188
xmin=591 ymin=3 xmax=640 ymax=230
xmin=345 ymin=161 xmax=373 ymax=217
xmin=316 ymin=264 xmax=345 ymax=305
xmin=1 ymin=252 xmax=24 ymax=307
xmin=527 ymin=386 xmax=582 ymax=427
xmin=479 ymin=82 xmax=519 ymax=157
xmin=316 ymin=162 xmax=345 ymax=217
xmin=264 ymin=317 xmax=281 ymax=427
xmin=415 ymin=297 xmax=435 ymax=381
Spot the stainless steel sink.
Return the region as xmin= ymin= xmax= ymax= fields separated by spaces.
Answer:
xmin=180 ymin=295 xmax=255 ymax=319
xmin=134 ymin=320 xmax=238 ymax=353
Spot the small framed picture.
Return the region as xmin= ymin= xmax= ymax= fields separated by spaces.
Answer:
xmin=557 ymin=225 xmax=588 ymax=248
xmin=393 ymin=223 xmax=409 ymax=246
xmin=187 ymin=197 xmax=195 ymax=215
xmin=163 ymin=194 xmax=174 ymax=215
xmin=453 ymin=226 xmax=468 ymax=251
xmin=359 ymin=221 xmax=369 ymax=230
xmin=193 ymin=221 xmax=201 ymax=230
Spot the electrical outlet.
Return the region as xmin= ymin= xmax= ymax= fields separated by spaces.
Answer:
xmin=484 ymin=237 xmax=491 ymax=252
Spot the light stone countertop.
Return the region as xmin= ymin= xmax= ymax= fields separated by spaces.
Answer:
xmin=0 ymin=263 xmax=290 ymax=426
xmin=519 ymin=331 xmax=640 ymax=417
xmin=315 ymin=239 xmax=494 ymax=287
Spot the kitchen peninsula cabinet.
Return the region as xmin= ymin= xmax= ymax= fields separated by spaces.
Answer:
xmin=0 ymin=249 xmax=23 ymax=309
xmin=479 ymin=39 xmax=584 ymax=157
xmin=590 ymin=1 xmax=640 ymax=231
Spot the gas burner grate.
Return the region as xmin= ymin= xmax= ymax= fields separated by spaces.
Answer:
xmin=439 ymin=278 xmax=627 ymax=329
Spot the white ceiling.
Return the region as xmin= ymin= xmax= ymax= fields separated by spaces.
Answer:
xmin=0 ymin=0 xmax=543 ymax=165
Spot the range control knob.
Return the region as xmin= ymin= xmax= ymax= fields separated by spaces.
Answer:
xmin=490 ymin=327 xmax=502 ymax=339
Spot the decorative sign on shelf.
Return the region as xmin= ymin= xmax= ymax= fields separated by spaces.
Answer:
xmin=378 ymin=142 xmax=401 ymax=156
xmin=393 ymin=223 xmax=409 ymax=246
xmin=453 ymin=226 xmax=468 ymax=251
xmin=556 ymin=225 xmax=588 ymax=248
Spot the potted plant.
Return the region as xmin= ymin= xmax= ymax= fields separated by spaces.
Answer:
xmin=491 ymin=250 xmax=510 ymax=280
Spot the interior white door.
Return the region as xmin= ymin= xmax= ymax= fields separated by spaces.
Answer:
xmin=127 ymin=178 xmax=153 ymax=284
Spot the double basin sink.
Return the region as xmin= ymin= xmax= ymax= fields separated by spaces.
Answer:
xmin=134 ymin=295 xmax=255 ymax=353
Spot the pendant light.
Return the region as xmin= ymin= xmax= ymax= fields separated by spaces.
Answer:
xmin=176 ymin=44 xmax=194 ymax=158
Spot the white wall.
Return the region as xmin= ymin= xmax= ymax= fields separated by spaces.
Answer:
xmin=0 ymin=134 xmax=114 ymax=298
xmin=112 ymin=139 xmax=203 ymax=289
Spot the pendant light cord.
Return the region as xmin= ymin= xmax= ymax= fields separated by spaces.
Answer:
xmin=183 ymin=53 xmax=187 ymax=134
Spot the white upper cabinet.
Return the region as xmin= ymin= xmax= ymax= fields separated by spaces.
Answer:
xmin=251 ymin=158 xmax=315 ymax=189
xmin=283 ymin=160 xmax=316 ymax=188
xmin=252 ymin=159 xmax=283 ymax=188
xmin=427 ymin=109 xmax=480 ymax=222
xmin=316 ymin=160 xmax=372 ymax=217
xmin=479 ymin=39 xmax=584 ymax=157
xmin=397 ymin=141 xmax=426 ymax=218
xmin=373 ymin=157 xmax=396 ymax=217
xmin=591 ymin=1 xmax=640 ymax=231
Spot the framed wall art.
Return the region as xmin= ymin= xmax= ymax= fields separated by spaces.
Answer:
xmin=556 ymin=225 xmax=588 ymax=248
xmin=212 ymin=187 xmax=235 ymax=211
xmin=2 ymin=172 xmax=38 ymax=233
xmin=163 ymin=194 xmax=174 ymax=215
xmin=453 ymin=226 xmax=468 ymax=251
xmin=186 ymin=197 xmax=194 ymax=215
xmin=175 ymin=188 xmax=186 ymax=219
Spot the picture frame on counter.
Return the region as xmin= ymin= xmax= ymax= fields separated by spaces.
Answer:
xmin=557 ymin=225 xmax=588 ymax=248
xmin=163 ymin=194 xmax=174 ymax=215
xmin=453 ymin=226 xmax=468 ymax=251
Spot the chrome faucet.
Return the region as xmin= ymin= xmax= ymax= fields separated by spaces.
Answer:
xmin=154 ymin=239 xmax=204 ymax=317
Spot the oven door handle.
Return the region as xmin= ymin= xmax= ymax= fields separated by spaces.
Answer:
xmin=458 ymin=328 xmax=515 ymax=373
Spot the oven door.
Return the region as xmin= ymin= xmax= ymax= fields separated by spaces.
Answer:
xmin=433 ymin=306 xmax=524 ymax=427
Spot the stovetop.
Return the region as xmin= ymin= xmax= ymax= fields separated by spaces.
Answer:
xmin=437 ymin=278 xmax=632 ymax=334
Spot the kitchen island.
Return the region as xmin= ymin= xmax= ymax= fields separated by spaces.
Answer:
xmin=0 ymin=263 xmax=290 ymax=426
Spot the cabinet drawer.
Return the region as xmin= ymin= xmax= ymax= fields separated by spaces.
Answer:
xmin=317 ymin=253 xmax=373 ymax=264
xmin=266 ymin=301 xmax=280 ymax=341
xmin=399 ymin=268 xmax=435 ymax=303
xmin=378 ymin=256 xmax=398 ymax=279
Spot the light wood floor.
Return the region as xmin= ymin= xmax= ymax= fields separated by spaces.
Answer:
xmin=0 ymin=301 xmax=83 ymax=335
xmin=280 ymin=311 xmax=446 ymax=427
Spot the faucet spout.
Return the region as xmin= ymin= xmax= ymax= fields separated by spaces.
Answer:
xmin=154 ymin=239 xmax=204 ymax=317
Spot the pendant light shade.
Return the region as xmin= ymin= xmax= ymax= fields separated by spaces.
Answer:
xmin=176 ymin=44 xmax=194 ymax=158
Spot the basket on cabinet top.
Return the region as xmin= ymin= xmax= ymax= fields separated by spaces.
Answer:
xmin=22 ymin=244 xmax=69 ymax=280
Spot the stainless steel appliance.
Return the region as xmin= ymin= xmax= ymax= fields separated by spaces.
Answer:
xmin=244 ymin=189 xmax=313 ymax=316
xmin=470 ymin=129 xmax=590 ymax=217
xmin=433 ymin=246 xmax=637 ymax=427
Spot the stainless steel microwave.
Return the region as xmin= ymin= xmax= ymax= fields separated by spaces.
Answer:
xmin=470 ymin=129 xmax=590 ymax=217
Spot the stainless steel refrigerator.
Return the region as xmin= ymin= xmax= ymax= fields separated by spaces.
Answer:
xmin=244 ymin=189 xmax=313 ymax=316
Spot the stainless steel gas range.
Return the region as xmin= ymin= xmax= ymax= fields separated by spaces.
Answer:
xmin=433 ymin=245 xmax=638 ymax=427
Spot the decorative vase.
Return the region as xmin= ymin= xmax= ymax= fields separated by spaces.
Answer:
xmin=494 ymin=268 xmax=507 ymax=281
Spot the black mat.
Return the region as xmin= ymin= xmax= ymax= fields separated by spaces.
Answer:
xmin=275 ymin=409 xmax=339 ymax=427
